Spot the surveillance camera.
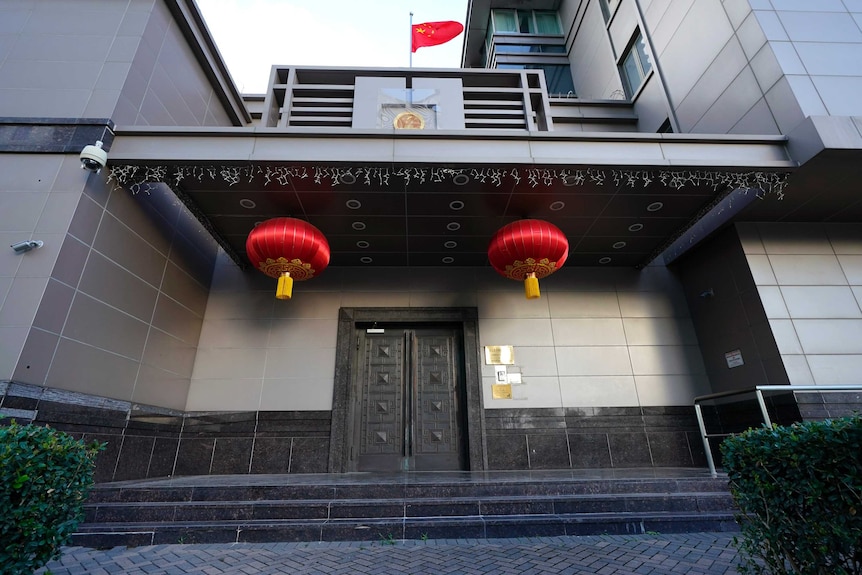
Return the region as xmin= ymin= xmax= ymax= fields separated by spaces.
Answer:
xmin=80 ymin=140 xmax=108 ymax=173
xmin=11 ymin=240 xmax=43 ymax=254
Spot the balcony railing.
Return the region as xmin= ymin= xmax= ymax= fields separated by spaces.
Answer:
xmin=256 ymin=66 xmax=636 ymax=133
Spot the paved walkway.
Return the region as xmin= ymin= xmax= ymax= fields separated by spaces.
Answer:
xmin=41 ymin=533 xmax=743 ymax=575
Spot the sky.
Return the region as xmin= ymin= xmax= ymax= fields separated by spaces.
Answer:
xmin=196 ymin=0 xmax=470 ymax=94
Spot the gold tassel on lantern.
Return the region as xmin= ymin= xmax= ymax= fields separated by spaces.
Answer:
xmin=524 ymin=272 xmax=540 ymax=300
xmin=276 ymin=272 xmax=293 ymax=300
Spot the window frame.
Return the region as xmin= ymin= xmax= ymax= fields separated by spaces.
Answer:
xmin=618 ymin=30 xmax=653 ymax=98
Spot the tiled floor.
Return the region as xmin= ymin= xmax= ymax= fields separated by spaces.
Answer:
xmin=41 ymin=533 xmax=743 ymax=575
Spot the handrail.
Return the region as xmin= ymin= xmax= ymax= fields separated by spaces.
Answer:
xmin=694 ymin=384 xmax=862 ymax=477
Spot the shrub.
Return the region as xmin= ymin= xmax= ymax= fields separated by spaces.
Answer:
xmin=721 ymin=415 xmax=862 ymax=575
xmin=0 ymin=422 xmax=103 ymax=575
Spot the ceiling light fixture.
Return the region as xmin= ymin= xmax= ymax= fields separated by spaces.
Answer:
xmin=599 ymin=257 xmax=612 ymax=264
xmin=442 ymin=257 xmax=455 ymax=264
xmin=628 ymin=223 xmax=644 ymax=232
xmin=356 ymin=240 xmax=370 ymax=249
xmin=452 ymin=174 xmax=470 ymax=185
xmin=339 ymin=173 xmax=356 ymax=185
xmin=449 ymin=200 xmax=465 ymax=211
xmin=345 ymin=199 xmax=362 ymax=210
xmin=646 ymin=202 xmax=664 ymax=212
xmin=239 ymin=199 xmax=256 ymax=209
xmin=446 ymin=222 xmax=461 ymax=231
xmin=444 ymin=241 xmax=457 ymax=249
xmin=549 ymin=201 xmax=565 ymax=211
xmin=352 ymin=222 xmax=366 ymax=231
xmin=360 ymin=256 xmax=373 ymax=264
xmin=612 ymin=241 xmax=627 ymax=249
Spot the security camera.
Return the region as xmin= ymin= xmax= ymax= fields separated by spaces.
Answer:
xmin=11 ymin=240 xmax=43 ymax=254
xmin=80 ymin=140 xmax=107 ymax=173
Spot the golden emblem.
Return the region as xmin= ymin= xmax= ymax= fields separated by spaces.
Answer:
xmin=393 ymin=111 xmax=425 ymax=130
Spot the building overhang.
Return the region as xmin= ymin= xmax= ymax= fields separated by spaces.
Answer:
xmin=107 ymin=128 xmax=793 ymax=270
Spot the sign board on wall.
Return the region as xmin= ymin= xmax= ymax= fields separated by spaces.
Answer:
xmin=725 ymin=349 xmax=744 ymax=369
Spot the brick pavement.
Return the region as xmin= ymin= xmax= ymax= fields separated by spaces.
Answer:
xmin=40 ymin=533 xmax=742 ymax=575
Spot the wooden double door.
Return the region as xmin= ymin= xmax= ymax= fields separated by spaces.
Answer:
xmin=349 ymin=325 xmax=467 ymax=472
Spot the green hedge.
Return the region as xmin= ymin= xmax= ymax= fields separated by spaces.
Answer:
xmin=721 ymin=415 xmax=862 ymax=575
xmin=0 ymin=422 xmax=103 ymax=575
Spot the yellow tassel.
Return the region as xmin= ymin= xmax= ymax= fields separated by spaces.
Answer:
xmin=524 ymin=274 xmax=540 ymax=299
xmin=276 ymin=272 xmax=293 ymax=300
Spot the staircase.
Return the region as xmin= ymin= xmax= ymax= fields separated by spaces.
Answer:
xmin=73 ymin=470 xmax=738 ymax=547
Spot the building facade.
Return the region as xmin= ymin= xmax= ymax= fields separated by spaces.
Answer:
xmin=1 ymin=0 xmax=860 ymax=482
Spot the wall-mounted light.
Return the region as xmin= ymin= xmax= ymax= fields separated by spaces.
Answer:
xmin=11 ymin=240 xmax=43 ymax=254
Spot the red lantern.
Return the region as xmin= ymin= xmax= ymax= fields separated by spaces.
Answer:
xmin=246 ymin=217 xmax=330 ymax=300
xmin=488 ymin=219 xmax=569 ymax=299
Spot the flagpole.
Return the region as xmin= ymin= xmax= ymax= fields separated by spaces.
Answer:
xmin=409 ymin=12 xmax=413 ymax=68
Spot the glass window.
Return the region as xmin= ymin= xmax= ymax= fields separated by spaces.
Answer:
xmin=534 ymin=11 xmax=561 ymax=34
xmin=518 ymin=11 xmax=534 ymax=33
xmin=493 ymin=10 xmax=517 ymax=32
xmin=620 ymin=31 xmax=652 ymax=96
xmin=599 ymin=0 xmax=611 ymax=22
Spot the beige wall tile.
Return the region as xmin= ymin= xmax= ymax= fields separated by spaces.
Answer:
xmin=341 ymin=291 xmax=411 ymax=308
xmin=746 ymin=254 xmax=777 ymax=285
xmin=736 ymin=223 xmax=764 ymax=254
xmin=479 ymin=318 xmax=555 ymax=347
xmin=204 ymin=289 xmax=274 ymax=320
xmin=271 ymin=291 xmax=343 ymax=319
xmin=780 ymin=354 xmax=815 ymax=386
xmin=780 ymin=285 xmax=861 ymax=318
xmin=768 ymin=254 xmax=847 ymax=285
xmin=757 ymin=285 xmax=789 ymax=318
xmin=555 ymin=346 xmax=633 ymax=376
xmin=263 ymin=346 xmax=337 ymax=380
xmin=757 ymin=223 xmax=832 ymax=254
xmin=267 ymin=319 xmax=338 ymax=349
xmin=0 ymin=277 xmax=48 ymax=326
xmin=826 ymin=224 xmax=862 ymax=254
xmin=478 ymin=291 xmax=551 ymax=318
xmin=628 ymin=345 xmax=706 ymax=376
xmin=186 ymin=378 xmax=262 ymax=411
xmin=559 ymin=375 xmax=638 ymax=407
xmin=141 ymin=328 xmax=196 ymax=377
xmin=191 ymin=347 xmax=266 ymax=380
xmin=197 ymin=318 xmax=272 ymax=349
xmin=547 ymin=291 xmax=621 ymax=318
xmin=837 ymin=255 xmax=862 ymax=285
xmin=552 ymin=318 xmax=627 ymax=346
xmin=63 ymin=292 xmax=149 ymax=360
xmin=46 ymin=338 xmax=139 ymax=400
xmin=0 ymin=326 xmax=28 ymax=379
xmin=132 ymin=364 xmax=190 ymax=410
xmin=152 ymin=294 xmax=203 ymax=344
xmin=408 ymin=291 xmax=478 ymax=308
xmin=622 ymin=317 xmax=699 ymax=346
xmin=793 ymin=319 xmax=862 ymax=354
xmin=635 ymin=374 xmax=712 ymax=405
xmin=768 ymin=319 xmax=803 ymax=354
xmin=617 ymin=291 xmax=689 ymax=318
xmin=260 ymin=377 xmax=334 ymax=411
xmin=806 ymin=354 xmax=862 ymax=385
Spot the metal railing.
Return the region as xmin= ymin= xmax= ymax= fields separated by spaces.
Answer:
xmin=694 ymin=384 xmax=862 ymax=477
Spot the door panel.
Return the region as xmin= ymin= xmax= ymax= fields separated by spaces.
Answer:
xmin=352 ymin=326 xmax=466 ymax=472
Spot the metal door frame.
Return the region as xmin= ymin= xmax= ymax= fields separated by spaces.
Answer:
xmin=328 ymin=307 xmax=487 ymax=472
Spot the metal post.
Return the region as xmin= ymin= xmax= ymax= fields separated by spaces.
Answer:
xmin=409 ymin=12 xmax=414 ymax=68
xmin=694 ymin=403 xmax=717 ymax=478
xmin=755 ymin=388 xmax=773 ymax=428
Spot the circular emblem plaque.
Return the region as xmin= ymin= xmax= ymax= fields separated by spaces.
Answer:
xmin=393 ymin=111 xmax=425 ymax=130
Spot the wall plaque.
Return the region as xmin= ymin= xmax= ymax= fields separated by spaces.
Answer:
xmin=492 ymin=384 xmax=512 ymax=399
xmin=725 ymin=349 xmax=744 ymax=369
xmin=484 ymin=345 xmax=514 ymax=365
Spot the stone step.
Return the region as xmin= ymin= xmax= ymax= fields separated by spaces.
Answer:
xmin=84 ymin=492 xmax=735 ymax=523
xmin=72 ymin=511 xmax=738 ymax=547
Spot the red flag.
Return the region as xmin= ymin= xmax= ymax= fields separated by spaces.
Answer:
xmin=411 ymin=20 xmax=464 ymax=52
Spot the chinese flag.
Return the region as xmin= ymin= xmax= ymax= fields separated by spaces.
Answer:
xmin=411 ymin=20 xmax=464 ymax=52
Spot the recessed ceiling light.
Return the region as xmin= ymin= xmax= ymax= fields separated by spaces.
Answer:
xmin=599 ymin=257 xmax=612 ymax=264
xmin=442 ymin=256 xmax=455 ymax=264
xmin=550 ymin=201 xmax=565 ymax=211
xmin=346 ymin=199 xmax=362 ymax=210
xmin=647 ymin=201 xmax=663 ymax=212
xmin=356 ymin=240 xmax=370 ymax=249
xmin=447 ymin=222 xmax=461 ymax=231
xmin=360 ymin=256 xmax=373 ymax=264
xmin=239 ymin=199 xmax=256 ymax=209
xmin=340 ymin=173 xmax=356 ymax=185
xmin=613 ymin=241 xmax=627 ymax=249
xmin=444 ymin=241 xmax=457 ymax=249
xmin=449 ymin=200 xmax=465 ymax=211
xmin=628 ymin=223 xmax=644 ymax=232
xmin=562 ymin=175 xmax=580 ymax=186
xmin=452 ymin=174 xmax=470 ymax=185
xmin=352 ymin=221 xmax=366 ymax=231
